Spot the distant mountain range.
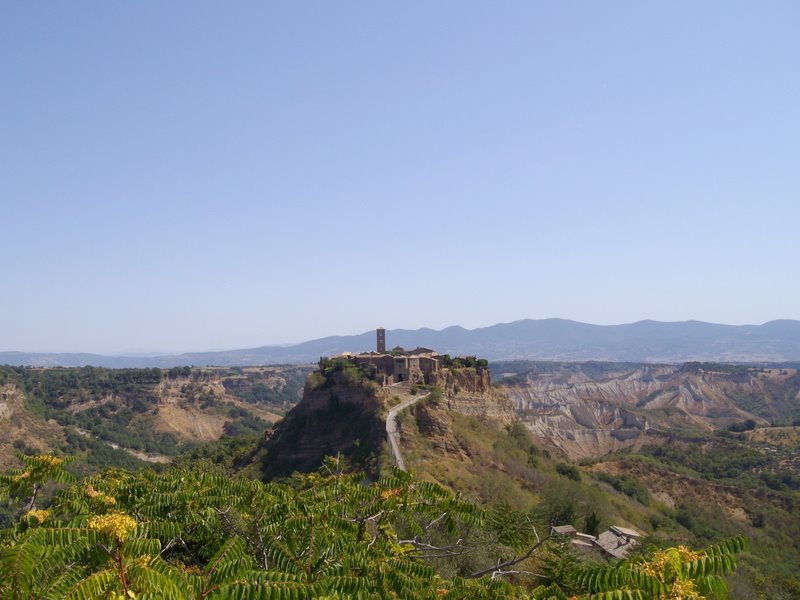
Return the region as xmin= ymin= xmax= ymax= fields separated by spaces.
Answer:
xmin=3 ymin=319 xmax=800 ymax=368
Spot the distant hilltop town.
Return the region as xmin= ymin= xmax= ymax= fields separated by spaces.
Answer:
xmin=329 ymin=328 xmax=488 ymax=386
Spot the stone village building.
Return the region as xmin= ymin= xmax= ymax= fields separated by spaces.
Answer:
xmin=339 ymin=328 xmax=442 ymax=386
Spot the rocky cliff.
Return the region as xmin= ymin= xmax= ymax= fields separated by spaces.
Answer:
xmin=255 ymin=365 xmax=514 ymax=479
xmin=431 ymin=367 xmax=515 ymax=424
xmin=406 ymin=368 xmax=516 ymax=461
xmin=257 ymin=373 xmax=391 ymax=479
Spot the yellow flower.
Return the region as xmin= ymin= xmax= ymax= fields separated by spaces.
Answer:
xmin=11 ymin=472 xmax=30 ymax=483
xmin=677 ymin=545 xmax=702 ymax=563
xmin=26 ymin=509 xmax=49 ymax=524
xmin=32 ymin=454 xmax=63 ymax=467
xmin=670 ymin=578 xmax=701 ymax=599
xmin=87 ymin=512 xmax=137 ymax=541
xmin=381 ymin=488 xmax=401 ymax=500
xmin=86 ymin=485 xmax=117 ymax=506
xmin=642 ymin=550 xmax=673 ymax=579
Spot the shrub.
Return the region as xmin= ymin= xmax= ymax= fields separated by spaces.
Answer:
xmin=556 ymin=463 xmax=581 ymax=481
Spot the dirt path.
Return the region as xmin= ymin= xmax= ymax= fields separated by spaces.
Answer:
xmin=385 ymin=389 xmax=430 ymax=471
xmin=74 ymin=428 xmax=171 ymax=464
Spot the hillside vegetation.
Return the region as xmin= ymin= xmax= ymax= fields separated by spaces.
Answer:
xmin=0 ymin=365 xmax=310 ymax=473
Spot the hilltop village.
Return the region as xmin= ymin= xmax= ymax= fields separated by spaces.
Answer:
xmin=332 ymin=327 xmax=487 ymax=386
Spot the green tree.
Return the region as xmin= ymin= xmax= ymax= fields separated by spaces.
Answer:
xmin=0 ymin=456 xmax=528 ymax=599
xmin=0 ymin=454 xmax=745 ymax=600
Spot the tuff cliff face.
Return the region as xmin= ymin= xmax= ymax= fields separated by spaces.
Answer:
xmin=432 ymin=367 xmax=491 ymax=394
xmin=406 ymin=368 xmax=515 ymax=460
xmin=500 ymin=363 xmax=800 ymax=459
xmin=258 ymin=373 xmax=390 ymax=479
xmin=431 ymin=367 xmax=515 ymax=424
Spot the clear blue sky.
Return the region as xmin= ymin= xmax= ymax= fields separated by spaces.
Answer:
xmin=2 ymin=2 xmax=798 ymax=354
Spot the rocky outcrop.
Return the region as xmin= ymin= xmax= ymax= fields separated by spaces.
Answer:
xmin=412 ymin=401 xmax=470 ymax=460
xmin=258 ymin=374 xmax=389 ymax=479
xmin=394 ymin=367 xmax=516 ymax=463
xmin=432 ymin=368 xmax=491 ymax=395
xmin=257 ymin=366 xmax=514 ymax=478
xmin=512 ymin=365 xmax=669 ymax=410
xmin=432 ymin=368 xmax=515 ymax=424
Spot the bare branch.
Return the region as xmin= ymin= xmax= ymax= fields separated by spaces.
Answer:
xmin=424 ymin=512 xmax=448 ymax=531
xmin=26 ymin=483 xmax=39 ymax=512
xmin=348 ymin=510 xmax=385 ymax=523
xmin=467 ymin=530 xmax=550 ymax=579
xmin=416 ymin=551 xmax=472 ymax=559
xmin=397 ymin=538 xmax=465 ymax=552
xmin=160 ymin=535 xmax=200 ymax=564
xmin=490 ymin=569 xmax=544 ymax=580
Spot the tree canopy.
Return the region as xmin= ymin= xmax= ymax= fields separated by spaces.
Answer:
xmin=0 ymin=454 xmax=744 ymax=599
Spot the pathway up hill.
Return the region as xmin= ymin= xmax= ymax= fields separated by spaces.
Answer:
xmin=253 ymin=351 xmax=514 ymax=481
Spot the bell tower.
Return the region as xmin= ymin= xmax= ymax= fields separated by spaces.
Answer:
xmin=376 ymin=327 xmax=386 ymax=353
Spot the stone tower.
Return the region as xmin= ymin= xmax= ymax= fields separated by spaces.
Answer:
xmin=376 ymin=327 xmax=386 ymax=353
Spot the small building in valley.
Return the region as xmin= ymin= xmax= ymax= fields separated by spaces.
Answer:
xmin=551 ymin=523 xmax=642 ymax=560
xmin=593 ymin=526 xmax=642 ymax=559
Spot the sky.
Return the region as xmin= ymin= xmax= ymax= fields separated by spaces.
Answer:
xmin=1 ymin=2 xmax=799 ymax=354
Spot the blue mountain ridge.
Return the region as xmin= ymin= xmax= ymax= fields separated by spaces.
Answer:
xmin=3 ymin=319 xmax=800 ymax=368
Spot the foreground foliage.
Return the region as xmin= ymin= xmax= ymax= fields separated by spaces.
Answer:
xmin=0 ymin=454 xmax=744 ymax=599
xmin=567 ymin=538 xmax=746 ymax=600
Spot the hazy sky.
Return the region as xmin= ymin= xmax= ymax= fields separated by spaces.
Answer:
xmin=2 ymin=2 xmax=799 ymax=354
